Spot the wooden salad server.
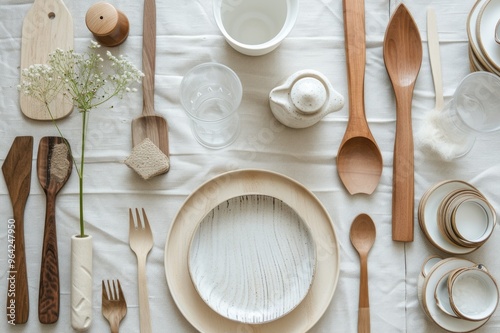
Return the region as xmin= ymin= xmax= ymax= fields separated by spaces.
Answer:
xmin=337 ymin=0 xmax=383 ymax=195
xmin=20 ymin=0 xmax=74 ymax=120
xmin=2 ymin=136 xmax=33 ymax=324
xmin=131 ymin=0 xmax=170 ymax=164
xmin=383 ymin=4 xmax=422 ymax=242
xmin=37 ymin=137 xmax=73 ymax=324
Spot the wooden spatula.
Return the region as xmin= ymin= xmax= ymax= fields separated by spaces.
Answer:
xmin=37 ymin=137 xmax=72 ymax=324
xmin=131 ymin=0 xmax=170 ymax=160
xmin=20 ymin=0 xmax=74 ymax=120
xmin=2 ymin=136 xmax=33 ymax=324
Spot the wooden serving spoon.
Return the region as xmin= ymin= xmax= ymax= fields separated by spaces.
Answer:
xmin=350 ymin=214 xmax=376 ymax=333
xmin=383 ymin=4 xmax=422 ymax=242
xmin=131 ymin=0 xmax=170 ymax=165
xmin=37 ymin=136 xmax=72 ymax=324
xmin=337 ymin=0 xmax=383 ymax=195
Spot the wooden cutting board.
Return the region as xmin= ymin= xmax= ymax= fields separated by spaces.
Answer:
xmin=20 ymin=0 xmax=74 ymax=120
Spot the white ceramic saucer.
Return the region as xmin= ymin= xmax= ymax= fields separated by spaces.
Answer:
xmin=418 ymin=180 xmax=480 ymax=254
xmin=188 ymin=194 xmax=316 ymax=324
xmin=421 ymin=257 xmax=488 ymax=332
xmin=477 ymin=0 xmax=500 ymax=71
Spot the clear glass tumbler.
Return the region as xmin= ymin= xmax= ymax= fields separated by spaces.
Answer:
xmin=434 ymin=71 xmax=500 ymax=158
xmin=180 ymin=63 xmax=242 ymax=149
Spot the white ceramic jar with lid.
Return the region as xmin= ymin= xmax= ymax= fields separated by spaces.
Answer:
xmin=269 ymin=70 xmax=344 ymax=128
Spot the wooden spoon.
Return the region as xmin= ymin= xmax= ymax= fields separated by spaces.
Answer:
xmin=383 ymin=4 xmax=422 ymax=242
xmin=337 ymin=0 xmax=383 ymax=195
xmin=131 ymin=0 xmax=170 ymax=164
xmin=37 ymin=136 xmax=72 ymax=324
xmin=350 ymin=214 xmax=376 ymax=333
xmin=2 ymin=136 xmax=33 ymax=324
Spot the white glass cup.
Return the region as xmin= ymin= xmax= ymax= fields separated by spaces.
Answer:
xmin=180 ymin=63 xmax=242 ymax=149
xmin=213 ymin=0 xmax=299 ymax=56
xmin=434 ymin=72 xmax=500 ymax=158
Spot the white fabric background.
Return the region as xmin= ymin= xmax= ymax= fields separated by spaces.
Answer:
xmin=1 ymin=0 xmax=500 ymax=332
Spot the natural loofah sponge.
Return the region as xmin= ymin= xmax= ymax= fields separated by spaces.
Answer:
xmin=125 ymin=138 xmax=170 ymax=179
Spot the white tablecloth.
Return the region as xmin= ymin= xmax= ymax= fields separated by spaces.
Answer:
xmin=1 ymin=0 xmax=500 ymax=332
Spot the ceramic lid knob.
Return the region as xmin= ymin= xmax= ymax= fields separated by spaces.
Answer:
xmin=85 ymin=2 xmax=129 ymax=47
xmin=290 ymin=77 xmax=327 ymax=114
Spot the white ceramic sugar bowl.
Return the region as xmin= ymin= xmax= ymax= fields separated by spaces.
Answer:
xmin=269 ymin=70 xmax=344 ymax=128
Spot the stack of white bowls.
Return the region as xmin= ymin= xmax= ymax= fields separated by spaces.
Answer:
xmin=418 ymin=180 xmax=497 ymax=255
xmin=418 ymin=256 xmax=499 ymax=332
xmin=467 ymin=0 xmax=500 ymax=74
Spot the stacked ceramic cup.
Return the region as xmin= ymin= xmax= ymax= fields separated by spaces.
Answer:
xmin=419 ymin=180 xmax=497 ymax=254
xmin=418 ymin=256 xmax=499 ymax=332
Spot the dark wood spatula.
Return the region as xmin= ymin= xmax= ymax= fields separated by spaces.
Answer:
xmin=37 ymin=136 xmax=73 ymax=324
xmin=2 ymin=136 xmax=33 ymax=324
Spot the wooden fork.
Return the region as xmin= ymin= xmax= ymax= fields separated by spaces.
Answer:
xmin=129 ymin=208 xmax=153 ymax=333
xmin=102 ymin=279 xmax=127 ymax=333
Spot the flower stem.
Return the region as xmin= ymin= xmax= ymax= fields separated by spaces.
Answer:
xmin=79 ymin=109 xmax=89 ymax=237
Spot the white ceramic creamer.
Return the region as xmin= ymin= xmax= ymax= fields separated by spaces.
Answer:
xmin=269 ymin=70 xmax=344 ymax=128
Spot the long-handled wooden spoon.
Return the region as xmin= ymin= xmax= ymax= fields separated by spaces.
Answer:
xmin=2 ymin=136 xmax=33 ymax=324
xmin=350 ymin=214 xmax=376 ymax=333
xmin=37 ymin=136 xmax=72 ymax=324
xmin=131 ymin=0 xmax=170 ymax=164
xmin=337 ymin=0 xmax=383 ymax=195
xmin=383 ymin=4 xmax=422 ymax=242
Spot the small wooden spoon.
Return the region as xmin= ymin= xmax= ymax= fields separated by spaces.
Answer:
xmin=383 ymin=4 xmax=422 ymax=242
xmin=350 ymin=214 xmax=376 ymax=333
xmin=337 ymin=0 xmax=383 ymax=195
xmin=37 ymin=136 xmax=72 ymax=324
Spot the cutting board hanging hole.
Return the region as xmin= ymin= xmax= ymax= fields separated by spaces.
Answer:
xmin=48 ymin=12 xmax=55 ymax=19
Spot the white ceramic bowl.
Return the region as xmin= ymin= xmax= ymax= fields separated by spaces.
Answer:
xmin=449 ymin=267 xmax=499 ymax=321
xmin=213 ymin=0 xmax=299 ymax=56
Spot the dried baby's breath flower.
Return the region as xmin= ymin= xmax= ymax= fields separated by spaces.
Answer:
xmin=18 ymin=41 xmax=144 ymax=237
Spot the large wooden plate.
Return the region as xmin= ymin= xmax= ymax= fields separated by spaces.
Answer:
xmin=165 ymin=169 xmax=340 ymax=333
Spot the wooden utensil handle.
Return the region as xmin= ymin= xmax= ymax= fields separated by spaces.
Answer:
xmin=392 ymin=90 xmax=415 ymax=242
xmin=142 ymin=0 xmax=156 ymax=116
xmin=38 ymin=194 xmax=59 ymax=324
xmin=427 ymin=8 xmax=444 ymax=111
xmin=358 ymin=256 xmax=370 ymax=332
xmin=6 ymin=210 xmax=29 ymax=324
xmin=137 ymin=256 xmax=152 ymax=333
xmin=343 ymin=0 xmax=366 ymax=123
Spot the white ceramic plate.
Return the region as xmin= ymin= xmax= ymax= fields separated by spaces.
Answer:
xmin=421 ymin=258 xmax=488 ymax=332
xmin=188 ymin=194 xmax=316 ymax=324
xmin=418 ymin=180 xmax=480 ymax=254
xmin=165 ymin=169 xmax=340 ymax=333
xmin=477 ymin=0 xmax=500 ymax=71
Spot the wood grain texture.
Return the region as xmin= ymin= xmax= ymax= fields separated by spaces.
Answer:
xmin=165 ymin=169 xmax=340 ymax=333
xmin=383 ymin=4 xmax=422 ymax=242
xmin=337 ymin=0 xmax=382 ymax=195
xmin=2 ymin=136 xmax=33 ymax=324
xmin=20 ymin=0 xmax=74 ymax=120
xmin=37 ymin=137 xmax=72 ymax=324
xmin=188 ymin=195 xmax=316 ymax=324
xmin=131 ymin=0 xmax=170 ymax=160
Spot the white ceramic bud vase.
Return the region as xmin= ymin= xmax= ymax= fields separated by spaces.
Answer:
xmin=71 ymin=234 xmax=93 ymax=331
